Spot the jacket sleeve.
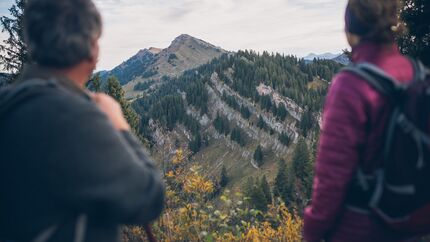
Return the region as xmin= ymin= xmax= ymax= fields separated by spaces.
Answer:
xmin=303 ymin=72 xmax=369 ymax=242
xmin=41 ymin=96 xmax=165 ymax=225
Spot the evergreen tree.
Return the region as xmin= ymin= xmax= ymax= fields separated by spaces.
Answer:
xmin=291 ymin=138 xmax=314 ymax=201
xmin=106 ymin=76 xmax=140 ymax=133
xmin=251 ymin=189 xmax=269 ymax=212
xmin=279 ymin=132 xmax=291 ymax=146
xmin=271 ymin=103 xmax=278 ymax=117
xmin=220 ymin=165 xmax=229 ymax=188
xmin=283 ymin=166 xmax=296 ymax=207
xmin=257 ymin=115 xmax=267 ymax=130
xmin=260 ymin=95 xmax=272 ymax=111
xmin=230 ymin=127 xmax=246 ymax=146
xmin=186 ymin=80 xmax=208 ymax=114
xmin=87 ymin=73 xmax=102 ymax=92
xmin=0 ymin=0 xmax=28 ymax=82
xmin=240 ymin=105 xmax=251 ymax=119
xmin=303 ymin=157 xmax=314 ymax=200
xmin=260 ymin=175 xmax=272 ymax=204
xmin=253 ymin=145 xmax=264 ymax=166
xmin=276 ymin=104 xmax=288 ymax=121
xmin=398 ymin=0 xmax=430 ymax=66
xmin=213 ymin=112 xmax=230 ymax=135
xmin=291 ymin=138 xmax=310 ymax=179
xmin=189 ymin=133 xmax=202 ymax=153
xmin=299 ymin=108 xmax=314 ymax=136
xmin=222 ymin=91 xmax=240 ymax=110
xmin=274 ymin=159 xmax=287 ymax=197
xmin=150 ymin=95 xmax=185 ymax=130
xmin=183 ymin=114 xmax=201 ymax=136
xmin=244 ymin=177 xmax=254 ymax=198
xmin=274 ymin=159 xmax=294 ymax=205
xmin=244 ymin=177 xmax=268 ymax=212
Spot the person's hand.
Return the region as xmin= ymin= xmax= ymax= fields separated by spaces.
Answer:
xmin=91 ymin=93 xmax=130 ymax=131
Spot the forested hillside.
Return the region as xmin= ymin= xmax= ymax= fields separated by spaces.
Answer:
xmin=129 ymin=49 xmax=341 ymax=205
xmin=117 ymin=49 xmax=343 ymax=241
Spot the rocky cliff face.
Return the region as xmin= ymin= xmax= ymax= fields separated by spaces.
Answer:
xmin=147 ymin=70 xmax=302 ymax=185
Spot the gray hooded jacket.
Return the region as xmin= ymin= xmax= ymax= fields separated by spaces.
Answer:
xmin=0 ymin=65 xmax=165 ymax=242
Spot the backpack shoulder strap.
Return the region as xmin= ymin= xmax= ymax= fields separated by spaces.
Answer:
xmin=342 ymin=63 xmax=402 ymax=101
xmin=413 ymin=60 xmax=430 ymax=82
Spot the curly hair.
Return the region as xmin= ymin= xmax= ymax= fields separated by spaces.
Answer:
xmin=347 ymin=0 xmax=404 ymax=43
xmin=24 ymin=0 xmax=102 ymax=68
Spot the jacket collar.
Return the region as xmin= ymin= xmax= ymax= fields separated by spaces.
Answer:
xmin=351 ymin=41 xmax=400 ymax=64
xmin=18 ymin=64 xmax=90 ymax=99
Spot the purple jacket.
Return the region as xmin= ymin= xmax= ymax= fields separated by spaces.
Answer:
xmin=303 ymin=42 xmax=415 ymax=242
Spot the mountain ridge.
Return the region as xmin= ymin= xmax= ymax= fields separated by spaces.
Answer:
xmin=99 ymin=34 xmax=228 ymax=97
xmin=304 ymin=52 xmax=350 ymax=65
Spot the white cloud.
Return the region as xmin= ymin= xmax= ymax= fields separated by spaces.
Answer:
xmin=0 ymin=0 xmax=350 ymax=71
xmin=93 ymin=0 xmax=349 ymax=71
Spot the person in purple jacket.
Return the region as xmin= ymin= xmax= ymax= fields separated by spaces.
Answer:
xmin=303 ymin=0 xmax=419 ymax=241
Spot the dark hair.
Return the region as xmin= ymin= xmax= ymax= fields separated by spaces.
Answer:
xmin=347 ymin=0 xmax=403 ymax=43
xmin=24 ymin=0 xmax=102 ymax=68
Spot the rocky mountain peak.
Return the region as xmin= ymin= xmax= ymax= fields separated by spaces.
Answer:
xmin=169 ymin=34 xmax=223 ymax=52
xmin=148 ymin=47 xmax=162 ymax=54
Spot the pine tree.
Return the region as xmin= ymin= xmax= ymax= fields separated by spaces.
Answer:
xmin=398 ymin=0 xmax=430 ymax=66
xmin=274 ymin=159 xmax=295 ymax=205
xmin=253 ymin=145 xmax=264 ymax=166
xmin=279 ymin=132 xmax=291 ymax=146
xmin=150 ymin=95 xmax=185 ymax=130
xmin=230 ymin=127 xmax=246 ymax=146
xmin=106 ymin=76 xmax=140 ymax=133
xmin=303 ymin=156 xmax=314 ymax=200
xmin=220 ymin=165 xmax=228 ymax=188
xmin=260 ymin=175 xmax=272 ymax=204
xmin=276 ymin=104 xmax=288 ymax=121
xmin=257 ymin=115 xmax=267 ymax=130
xmin=244 ymin=177 xmax=254 ymax=198
xmin=251 ymin=185 xmax=268 ymax=212
xmin=274 ymin=159 xmax=287 ymax=197
xmin=240 ymin=105 xmax=251 ymax=119
xmin=299 ymin=108 xmax=314 ymax=136
xmin=0 ymin=0 xmax=28 ymax=82
xmin=291 ymin=138 xmax=314 ymax=203
xmin=283 ymin=166 xmax=296 ymax=207
xmin=87 ymin=73 xmax=102 ymax=92
xmin=213 ymin=112 xmax=230 ymax=135
xmin=291 ymin=138 xmax=310 ymax=179
xmin=244 ymin=177 xmax=268 ymax=212
xmin=189 ymin=133 xmax=202 ymax=153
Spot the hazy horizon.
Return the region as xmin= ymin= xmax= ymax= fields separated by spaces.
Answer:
xmin=0 ymin=0 xmax=349 ymax=72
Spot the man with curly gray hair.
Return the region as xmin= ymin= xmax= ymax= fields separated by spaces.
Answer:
xmin=0 ymin=0 xmax=165 ymax=241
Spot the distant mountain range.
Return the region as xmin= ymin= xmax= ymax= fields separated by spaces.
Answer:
xmin=304 ymin=52 xmax=340 ymax=60
xmin=304 ymin=52 xmax=351 ymax=65
xmin=331 ymin=53 xmax=351 ymax=65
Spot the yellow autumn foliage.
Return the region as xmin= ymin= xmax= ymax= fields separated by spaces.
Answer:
xmin=122 ymin=148 xmax=304 ymax=242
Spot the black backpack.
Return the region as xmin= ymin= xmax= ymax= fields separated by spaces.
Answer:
xmin=344 ymin=60 xmax=430 ymax=234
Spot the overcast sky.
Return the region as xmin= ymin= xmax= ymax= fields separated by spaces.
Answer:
xmin=1 ymin=0 xmax=349 ymax=71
